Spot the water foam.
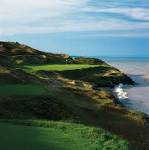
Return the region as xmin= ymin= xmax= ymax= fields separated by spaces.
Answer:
xmin=114 ymin=83 xmax=128 ymax=100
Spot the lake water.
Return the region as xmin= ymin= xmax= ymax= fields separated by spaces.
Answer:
xmin=104 ymin=58 xmax=149 ymax=114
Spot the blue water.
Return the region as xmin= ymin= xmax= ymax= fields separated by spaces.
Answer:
xmin=74 ymin=56 xmax=149 ymax=114
xmin=101 ymin=57 xmax=149 ymax=114
xmin=99 ymin=56 xmax=149 ymax=62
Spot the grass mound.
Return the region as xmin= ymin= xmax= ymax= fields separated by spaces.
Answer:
xmin=0 ymin=120 xmax=134 ymax=150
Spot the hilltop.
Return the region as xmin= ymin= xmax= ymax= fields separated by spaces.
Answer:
xmin=0 ymin=41 xmax=149 ymax=150
xmin=0 ymin=41 xmax=71 ymax=65
xmin=0 ymin=41 xmax=105 ymax=65
xmin=0 ymin=41 xmax=133 ymax=87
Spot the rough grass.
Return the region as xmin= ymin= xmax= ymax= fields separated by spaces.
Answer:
xmin=0 ymin=95 xmax=73 ymax=119
xmin=0 ymin=120 xmax=134 ymax=150
xmin=0 ymin=84 xmax=50 ymax=95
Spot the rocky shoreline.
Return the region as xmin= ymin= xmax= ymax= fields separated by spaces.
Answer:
xmin=112 ymin=83 xmax=149 ymax=125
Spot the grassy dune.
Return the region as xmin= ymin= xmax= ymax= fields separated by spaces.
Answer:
xmin=0 ymin=42 xmax=148 ymax=150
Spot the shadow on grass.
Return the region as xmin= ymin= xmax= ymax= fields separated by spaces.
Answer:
xmin=0 ymin=91 xmax=148 ymax=150
xmin=58 ymin=66 xmax=134 ymax=87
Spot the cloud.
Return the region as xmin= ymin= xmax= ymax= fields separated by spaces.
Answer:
xmin=1 ymin=19 xmax=148 ymax=36
xmin=0 ymin=0 xmax=149 ymax=37
xmin=0 ymin=0 xmax=87 ymax=35
xmin=0 ymin=0 xmax=88 ymax=23
xmin=82 ymin=7 xmax=149 ymax=21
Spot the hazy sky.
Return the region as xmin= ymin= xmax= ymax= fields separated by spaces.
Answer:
xmin=0 ymin=0 xmax=149 ymax=57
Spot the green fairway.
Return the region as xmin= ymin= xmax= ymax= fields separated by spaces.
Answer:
xmin=0 ymin=120 xmax=133 ymax=150
xmin=0 ymin=84 xmax=49 ymax=95
xmin=21 ymin=64 xmax=99 ymax=72
xmin=0 ymin=123 xmax=91 ymax=150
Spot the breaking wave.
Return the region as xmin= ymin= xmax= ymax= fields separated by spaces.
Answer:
xmin=114 ymin=83 xmax=128 ymax=100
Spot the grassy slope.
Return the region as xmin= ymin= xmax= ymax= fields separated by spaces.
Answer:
xmin=0 ymin=65 xmax=135 ymax=150
xmin=0 ymin=83 xmax=149 ymax=149
xmin=0 ymin=64 xmax=148 ymax=150
xmin=0 ymin=42 xmax=148 ymax=150
xmin=0 ymin=120 xmax=134 ymax=150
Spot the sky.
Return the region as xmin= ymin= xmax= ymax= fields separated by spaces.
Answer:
xmin=0 ymin=0 xmax=149 ymax=57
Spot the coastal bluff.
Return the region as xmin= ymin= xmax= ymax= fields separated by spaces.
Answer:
xmin=0 ymin=41 xmax=149 ymax=150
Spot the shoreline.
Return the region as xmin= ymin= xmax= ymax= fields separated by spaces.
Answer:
xmin=105 ymin=59 xmax=149 ymax=123
xmin=111 ymin=83 xmax=149 ymax=124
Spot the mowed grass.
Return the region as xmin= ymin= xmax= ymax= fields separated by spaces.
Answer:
xmin=20 ymin=64 xmax=100 ymax=72
xmin=0 ymin=120 xmax=134 ymax=150
xmin=0 ymin=84 xmax=50 ymax=95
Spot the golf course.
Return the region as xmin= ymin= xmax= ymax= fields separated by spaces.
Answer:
xmin=0 ymin=41 xmax=149 ymax=150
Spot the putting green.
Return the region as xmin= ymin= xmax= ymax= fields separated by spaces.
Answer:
xmin=21 ymin=64 xmax=99 ymax=72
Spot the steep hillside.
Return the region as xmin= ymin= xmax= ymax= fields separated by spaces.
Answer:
xmin=0 ymin=41 xmax=134 ymax=86
xmin=0 ymin=41 xmax=105 ymax=65
xmin=0 ymin=41 xmax=149 ymax=150
xmin=0 ymin=41 xmax=71 ymax=65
